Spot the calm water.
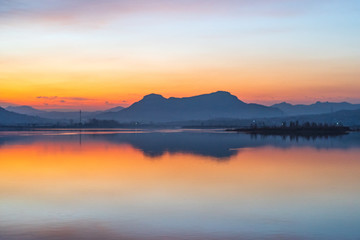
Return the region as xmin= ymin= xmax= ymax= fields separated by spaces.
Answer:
xmin=0 ymin=129 xmax=360 ymax=240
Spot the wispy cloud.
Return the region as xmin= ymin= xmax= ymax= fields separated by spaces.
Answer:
xmin=105 ymin=100 xmax=127 ymax=106
xmin=0 ymin=0 xmax=318 ymax=26
xmin=36 ymin=96 xmax=58 ymax=100
xmin=37 ymin=96 xmax=93 ymax=101
xmin=33 ymin=96 xmax=127 ymax=110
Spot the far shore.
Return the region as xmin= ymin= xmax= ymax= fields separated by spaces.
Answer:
xmin=226 ymin=125 xmax=353 ymax=136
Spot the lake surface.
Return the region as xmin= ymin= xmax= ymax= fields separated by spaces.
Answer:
xmin=0 ymin=129 xmax=360 ymax=240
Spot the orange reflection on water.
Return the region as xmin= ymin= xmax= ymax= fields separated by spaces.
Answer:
xmin=1 ymin=140 xmax=360 ymax=201
xmin=1 ymin=137 xmax=360 ymax=240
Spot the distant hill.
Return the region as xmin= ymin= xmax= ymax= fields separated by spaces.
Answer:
xmin=6 ymin=106 xmax=46 ymax=116
xmin=6 ymin=106 xmax=101 ymax=121
xmin=180 ymin=108 xmax=360 ymax=128
xmin=272 ymin=101 xmax=360 ymax=116
xmin=96 ymin=91 xmax=283 ymax=123
xmin=0 ymin=107 xmax=48 ymax=126
xmin=5 ymin=95 xmax=360 ymax=126
xmin=104 ymin=106 xmax=125 ymax=112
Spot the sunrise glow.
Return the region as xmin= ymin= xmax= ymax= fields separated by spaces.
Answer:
xmin=1 ymin=0 xmax=359 ymax=110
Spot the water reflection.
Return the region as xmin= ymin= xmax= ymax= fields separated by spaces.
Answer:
xmin=1 ymin=130 xmax=360 ymax=160
xmin=0 ymin=130 xmax=360 ymax=240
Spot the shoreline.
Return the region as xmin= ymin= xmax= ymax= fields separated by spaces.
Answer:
xmin=226 ymin=126 xmax=352 ymax=136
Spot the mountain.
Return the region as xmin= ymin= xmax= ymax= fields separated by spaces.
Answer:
xmin=6 ymin=106 xmax=101 ymax=121
xmin=6 ymin=106 xmax=46 ymax=116
xmin=96 ymin=91 xmax=283 ymax=123
xmin=104 ymin=106 xmax=125 ymax=112
xmin=0 ymin=107 xmax=48 ymax=126
xmin=272 ymin=101 xmax=360 ymax=116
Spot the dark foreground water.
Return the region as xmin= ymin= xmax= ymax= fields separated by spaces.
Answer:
xmin=0 ymin=129 xmax=360 ymax=240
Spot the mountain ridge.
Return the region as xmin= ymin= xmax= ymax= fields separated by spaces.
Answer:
xmin=3 ymin=92 xmax=360 ymax=124
xmin=5 ymin=105 xmax=123 ymax=121
xmin=96 ymin=91 xmax=283 ymax=122
xmin=0 ymin=107 xmax=48 ymax=125
xmin=272 ymin=101 xmax=360 ymax=116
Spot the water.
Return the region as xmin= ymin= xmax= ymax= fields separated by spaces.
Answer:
xmin=0 ymin=129 xmax=360 ymax=240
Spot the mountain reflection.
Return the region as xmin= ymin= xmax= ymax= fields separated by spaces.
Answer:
xmin=0 ymin=223 xmax=301 ymax=240
xmin=0 ymin=130 xmax=360 ymax=160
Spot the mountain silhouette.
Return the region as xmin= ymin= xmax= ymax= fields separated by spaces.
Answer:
xmin=4 ymin=93 xmax=360 ymax=125
xmin=5 ymin=105 xmax=109 ymax=121
xmin=272 ymin=101 xmax=360 ymax=116
xmin=6 ymin=106 xmax=46 ymax=116
xmin=104 ymin=106 xmax=125 ymax=112
xmin=0 ymin=107 xmax=47 ymax=125
xmin=96 ymin=91 xmax=283 ymax=122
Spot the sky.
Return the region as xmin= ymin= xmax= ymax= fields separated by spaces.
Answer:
xmin=0 ymin=0 xmax=359 ymax=110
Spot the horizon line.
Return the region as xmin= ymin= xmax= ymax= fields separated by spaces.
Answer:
xmin=2 ymin=90 xmax=360 ymax=111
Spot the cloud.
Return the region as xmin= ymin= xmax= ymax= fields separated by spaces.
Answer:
xmin=37 ymin=96 xmax=93 ymax=101
xmin=105 ymin=100 xmax=127 ymax=106
xmin=37 ymin=96 xmax=58 ymax=100
xmin=65 ymin=97 xmax=93 ymax=101
xmin=0 ymin=0 xmax=318 ymax=26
